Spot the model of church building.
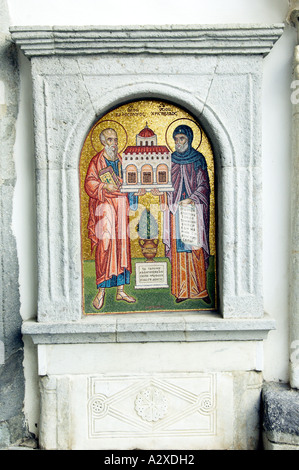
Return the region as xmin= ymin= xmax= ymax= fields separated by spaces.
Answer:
xmin=121 ymin=124 xmax=174 ymax=193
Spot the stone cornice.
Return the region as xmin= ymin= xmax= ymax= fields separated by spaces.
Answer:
xmin=22 ymin=314 xmax=275 ymax=344
xmin=10 ymin=24 xmax=284 ymax=57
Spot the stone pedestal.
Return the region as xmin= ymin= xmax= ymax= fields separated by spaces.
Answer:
xmin=25 ymin=314 xmax=274 ymax=450
xmin=262 ymin=382 xmax=299 ymax=450
xmin=35 ymin=340 xmax=264 ymax=450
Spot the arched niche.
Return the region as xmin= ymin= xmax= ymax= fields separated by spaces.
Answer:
xmin=79 ymin=99 xmax=217 ymax=316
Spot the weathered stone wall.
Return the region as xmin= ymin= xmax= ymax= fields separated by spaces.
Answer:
xmin=0 ymin=0 xmax=27 ymax=447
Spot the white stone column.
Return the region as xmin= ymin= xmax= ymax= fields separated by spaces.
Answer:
xmin=287 ymin=2 xmax=299 ymax=389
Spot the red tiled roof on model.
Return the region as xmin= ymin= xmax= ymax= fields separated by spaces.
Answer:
xmin=123 ymin=146 xmax=170 ymax=155
xmin=138 ymin=123 xmax=155 ymax=137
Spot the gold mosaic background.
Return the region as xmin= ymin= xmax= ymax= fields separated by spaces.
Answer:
xmin=80 ymin=99 xmax=216 ymax=261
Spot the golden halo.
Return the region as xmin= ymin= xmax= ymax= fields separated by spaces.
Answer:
xmin=165 ymin=118 xmax=203 ymax=153
xmin=90 ymin=119 xmax=128 ymax=154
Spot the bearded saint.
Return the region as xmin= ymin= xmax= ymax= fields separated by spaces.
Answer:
xmin=162 ymin=124 xmax=211 ymax=304
xmin=84 ymin=128 xmax=137 ymax=310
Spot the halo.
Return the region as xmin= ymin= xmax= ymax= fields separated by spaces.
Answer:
xmin=90 ymin=119 xmax=128 ymax=154
xmin=165 ymin=118 xmax=203 ymax=153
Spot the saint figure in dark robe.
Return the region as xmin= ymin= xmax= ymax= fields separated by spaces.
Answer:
xmin=162 ymin=124 xmax=211 ymax=304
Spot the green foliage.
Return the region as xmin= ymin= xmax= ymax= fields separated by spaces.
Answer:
xmin=137 ymin=209 xmax=158 ymax=239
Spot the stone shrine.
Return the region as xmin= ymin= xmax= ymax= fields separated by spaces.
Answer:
xmin=10 ymin=24 xmax=284 ymax=449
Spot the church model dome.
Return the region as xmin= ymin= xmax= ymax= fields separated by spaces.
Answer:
xmin=138 ymin=123 xmax=155 ymax=137
xmin=136 ymin=123 xmax=157 ymax=146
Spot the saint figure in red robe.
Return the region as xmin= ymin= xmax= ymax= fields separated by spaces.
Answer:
xmin=85 ymin=128 xmax=137 ymax=310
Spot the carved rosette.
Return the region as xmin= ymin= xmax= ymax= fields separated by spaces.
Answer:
xmin=89 ymin=394 xmax=108 ymax=419
xmin=135 ymin=386 xmax=168 ymax=422
xmin=198 ymin=392 xmax=214 ymax=414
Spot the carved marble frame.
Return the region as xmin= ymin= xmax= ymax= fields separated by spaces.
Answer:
xmin=11 ymin=25 xmax=284 ymax=342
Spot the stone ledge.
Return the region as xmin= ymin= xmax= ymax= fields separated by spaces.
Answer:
xmin=262 ymin=382 xmax=299 ymax=449
xmin=22 ymin=312 xmax=275 ymax=344
xmin=10 ymin=24 xmax=284 ymax=57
